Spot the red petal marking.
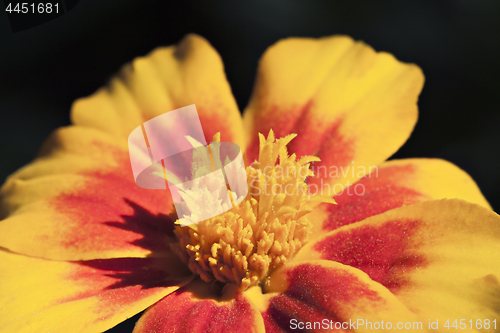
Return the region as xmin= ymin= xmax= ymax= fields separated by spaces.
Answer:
xmin=136 ymin=287 xmax=260 ymax=333
xmin=57 ymin=257 xmax=190 ymax=322
xmin=287 ymin=112 xmax=346 ymax=160
xmin=305 ymin=117 xmax=355 ymax=190
xmin=0 ymin=249 xmax=191 ymax=332
xmin=322 ymin=164 xmax=428 ymax=231
xmin=246 ymin=102 xmax=355 ymax=185
xmin=260 ymin=312 xmax=284 ymax=333
xmin=51 ymin=142 xmax=176 ymax=255
xmin=246 ymin=102 xmax=313 ymax=163
xmin=263 ymin=263 xmax=382 ymax=332
xmin=282 ymin=263 xmax=381 ymax=308
xmin=60 ymin=257 xmax=177 ymax=302
xmin=197 ymin=106 xmax=236 ymax=144
xmin=262 ymin=295 xmax=333 ymax=333
xmin=313 ymin=220 xmax=427 ymax=293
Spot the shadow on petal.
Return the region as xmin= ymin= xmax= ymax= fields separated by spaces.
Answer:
xmin=103 ymin=198 xmax=178 ymax=255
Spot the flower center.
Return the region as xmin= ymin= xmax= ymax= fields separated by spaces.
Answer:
xmin=172 ymin=130 xmax=334 ymax=290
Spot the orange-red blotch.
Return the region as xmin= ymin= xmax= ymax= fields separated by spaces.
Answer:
xmin=135 ymin=286 xmax=260 ymax=333
xmin=263 ymin=263 xmax=382 ymax=331
xmin=246 ymin=102 xmax=314 ymax=163
xmin=51 ymin=142 xmax=176 ymax=255
xmin=313 ymin=220 xmax=428 ymax=293
xmin=304 ymin=117 xmax=355 ymax=188
xmin=58 ymin=257 xmax=182 ymax=316
xmin=246 ymin=102 xmax=356 ymax=190
xmin=322 ymin=164 xmax=427 ymax=231
xmin=197 ymin=106 xmax=236 ymax=146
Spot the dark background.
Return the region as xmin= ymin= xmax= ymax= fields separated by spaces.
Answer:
xmin=0 ymin=1 xmax=499 ymax=330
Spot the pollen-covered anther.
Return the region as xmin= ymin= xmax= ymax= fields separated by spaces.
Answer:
xmin=173 ymin=130 xmax=335 ymax=290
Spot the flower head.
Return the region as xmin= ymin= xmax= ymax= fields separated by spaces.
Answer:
xmin=174 ymin=130 xmax=335 ymax=290
xmin=0 ymin=34 xmax=499 ymax=333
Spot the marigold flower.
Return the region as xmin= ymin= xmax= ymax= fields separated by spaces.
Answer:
xmin=0 ymin=34 xmax=499 ymax=333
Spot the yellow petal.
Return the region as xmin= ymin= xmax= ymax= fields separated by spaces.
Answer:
xmin=246 ymin=260 xmax=421 ymax=332
xmin=0 ymin=126 xmax=176 ymax=260
xmin=309 ymin=158 xmax=492 ymax=236
xmin=243 ymin=35 xmax=423 ymax=196
xmin=71 ymin=34 xmax=245 ymax=148
xmin=295 ymin=199 xmax=500 ymax=324
xmin=133 ymin=280 xmax=265 ymax=333
xmin=0 ymin=249 xmax=193 ymax=333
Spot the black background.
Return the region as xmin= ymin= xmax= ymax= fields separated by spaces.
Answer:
xmin=0 ymin=1 xmax=499 ymax=330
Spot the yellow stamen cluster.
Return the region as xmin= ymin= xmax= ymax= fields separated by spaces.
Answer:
xmin=172 ymin=130 xmax=335 ymax=290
